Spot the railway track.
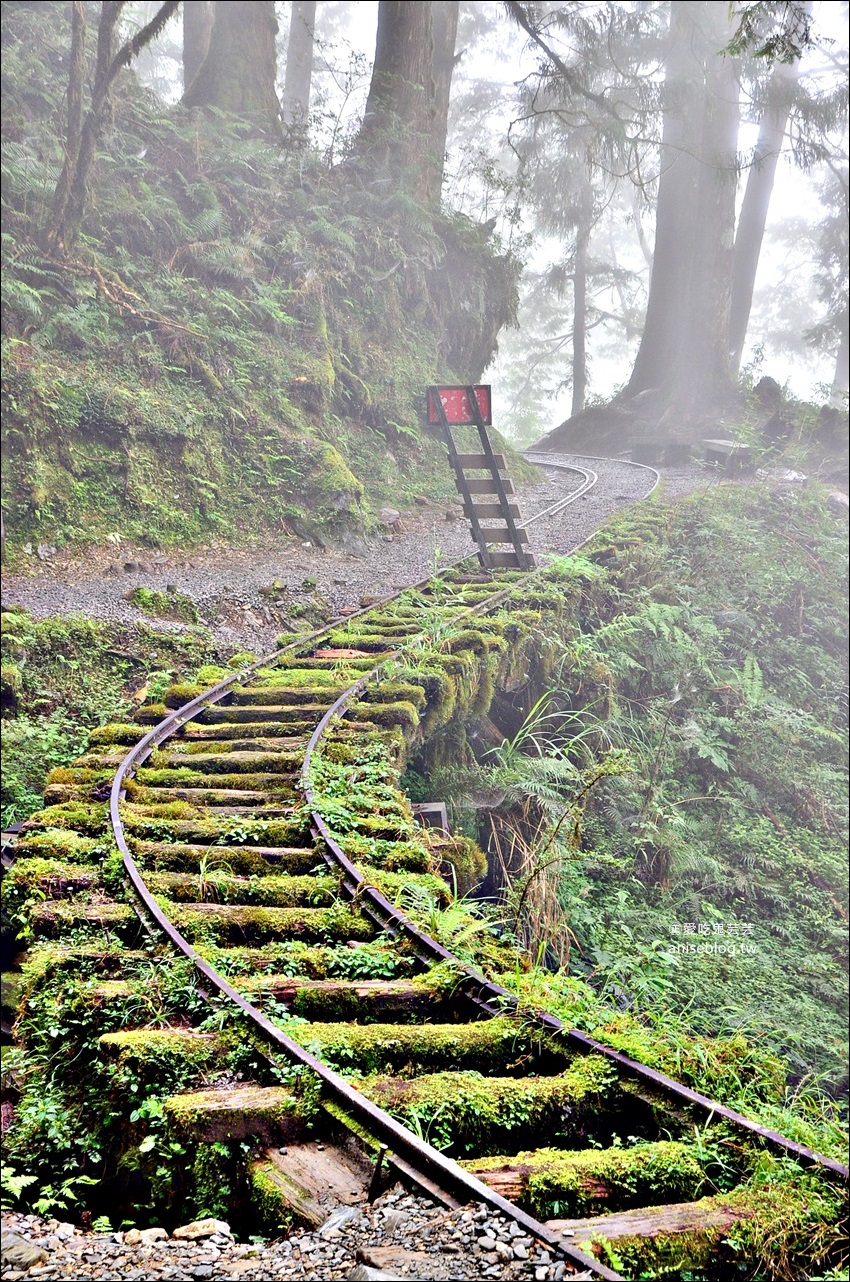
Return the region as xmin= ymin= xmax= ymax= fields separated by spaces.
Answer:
xmin=3 ymin=456 xmax=847 ymax=1281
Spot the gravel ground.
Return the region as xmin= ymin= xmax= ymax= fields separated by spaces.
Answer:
xmin=2 ymin=1194 xmax=596 ymax=1281
xmin=1 ymin=455 xmax=713 ymax=653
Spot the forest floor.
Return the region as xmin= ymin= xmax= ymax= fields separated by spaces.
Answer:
xmin=1 ymin=456 xmax=712 ymax=652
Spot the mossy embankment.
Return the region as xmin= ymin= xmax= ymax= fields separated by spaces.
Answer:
xmin=1 ymin=3 xmax=524 ymax=556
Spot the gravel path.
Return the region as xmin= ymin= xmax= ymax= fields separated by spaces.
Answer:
xmin=2 ymin=1194 xmax=596 ymax=1281
xmin=1 ymin=455 xmax=713 ymax=653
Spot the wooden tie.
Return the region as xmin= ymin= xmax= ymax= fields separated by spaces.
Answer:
xmin=430 ymin=385 xmax=535 ymax=571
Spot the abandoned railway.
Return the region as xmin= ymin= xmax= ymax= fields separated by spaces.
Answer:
xmin=2 ymin=452 xmax=847 ymax=1282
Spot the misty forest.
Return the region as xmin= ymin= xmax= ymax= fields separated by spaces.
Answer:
xmin=0 ymin=2 xmax=848 ymax=1280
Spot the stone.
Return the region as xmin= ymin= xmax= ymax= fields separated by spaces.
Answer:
xmin=512 ymin=1242 xmax=529 ymax=1259
xmin=346 ymin=1267 xmax=405 ymax=1281
xmin=123 ymin=1229 xmax=142 ymax=1246
xmin=0 ymin=1235 xmax=49 ymax=1269
xmin=478 ymin=1236 xmax=497 ymax=1251
xmin=319 ymin=1207 xmax=361 ymax=1237
xmin=191 ymin=1268 xmax=213 ymax=1280
xmin=138 ymin=1227 xmax=168 ymax=1245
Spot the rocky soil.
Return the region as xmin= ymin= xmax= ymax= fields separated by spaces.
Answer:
xmin=2 ymin=1193 xmax=596 ymax=1281
xmin=1 ymin=454 xmax=712 ymax=654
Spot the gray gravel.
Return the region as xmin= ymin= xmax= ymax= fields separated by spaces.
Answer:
xmin=2 ymin=1194 xmax=596 ymax=1281
xmin=1 ymin=455 xmax=714 ymax=653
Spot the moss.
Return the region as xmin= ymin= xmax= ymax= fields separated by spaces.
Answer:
xmin=288 ymin=1015 xmax=548 ymax=1075
xmin=127 ymin=587 xmax=199 ymax=624
xmin=29 ymin=900 xmax=139 ymax=941
xmin=164 ymin=1085 xmax=299 ymax=1137
xmin=349 ymin=699 xmax=419 ymax=732
xmin=165 ymin=901 xmax=375 ymax=946
xmin=360 ymin=1056 xmax=618 ymax=1156
xmin=464 ymin=1139 xmax=708 ymax=1219
xmin=339 ymin=834 xmax=431 ymax=873
xmin=162 ymin=683 xmax=207 ymax=707
xmin=431 ymin=834 xmax=487 ymax=896
xmin=135 ymin=842 xmax=320 ymax=876
xmin=13 ymin=828 xmax=110 ymax=863
xmin=2 ymin=857 xmax=101 ymax=899
xmin=144 ymin=870 xmax=338 ymax=908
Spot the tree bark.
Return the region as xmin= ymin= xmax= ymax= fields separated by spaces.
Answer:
xmin=571 ymin=224 xmax=588 ymax=417
xmin=624 ymin=2 xmax=739 ymax=411
xmin=183 ymin=0 xmax=280 ymax=135
xmin=282 ymin=0 xmax=316 ymax=130
xmin=832 ymin=314 xmax=849 ymax=397
xmin=183 ymin=0 xmax=213 ymax=94
xmin=430 ymin=1 xmax=459 ymax=203
xmin=354 ymin=1 xmax=438 ymax=206
xmin=729 ymin=4 xmax=810 ymax=372
xmin=47 ymin=0 xmax=180 ymax=252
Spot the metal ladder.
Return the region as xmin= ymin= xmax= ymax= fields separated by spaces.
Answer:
xmin=431 ymin=385 xmax=534 ymax=571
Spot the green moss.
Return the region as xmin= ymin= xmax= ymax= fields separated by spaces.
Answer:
xmin=464 ymin=1140 xmax=708 ymax=1219
xmin=143 ymin=870 xmax=339 ymax=907
xmin=127 ymin=587 xmax=199 ymax=624
xmin=165 ymin=901 xmax=375 ymax=946
xmin=288 ymin=1015 xmax=547 ymax=1075
xmin=360 ymin=1056 xmax=618 ymax=1155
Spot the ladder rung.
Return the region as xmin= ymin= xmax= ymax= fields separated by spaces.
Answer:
xmin=486 ymin=551 xmax=523 ymax=567
xmin=455 ymin=453 xmax=507 ymax=470
xmin=466 ymin=502 xmax=521 ymax=520
xmin=472 ymin=527 xmax=529 ymax=544
xmin=458 ymin=478 xmax=516 ymax=495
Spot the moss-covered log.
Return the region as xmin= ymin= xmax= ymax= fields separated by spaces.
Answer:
xmin=464 ymin=1140 xmax=708 ymax=1218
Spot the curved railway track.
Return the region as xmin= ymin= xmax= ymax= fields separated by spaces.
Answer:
xmin=4 ymin=454 xmax=847 ymax=1282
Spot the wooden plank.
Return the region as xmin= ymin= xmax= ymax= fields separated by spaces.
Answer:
xmin=472 ymin=526 xmax=529 ymax=544
xmin=458 ymin=478 xmax=516 ymax=495
xmin=547 ymin=1196 xmax=752 ymax=1243
xmin=487 ymin=551 xmax=522 ymax=567
xmin=253 ymin=1142 xmax=371 ymax=1228
xmin=466 ymin=502 xmax=521 ymax=520
xmin=456 ymin=453 xmax=507 ymax=469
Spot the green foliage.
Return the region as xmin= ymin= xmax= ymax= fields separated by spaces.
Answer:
xmin=0 ymin=2 xmax=520 ymax=551
xmin=1 ymin=609 xmax=217 ymax=824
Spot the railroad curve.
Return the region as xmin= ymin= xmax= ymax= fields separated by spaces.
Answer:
xmin=4 ymin=453 xmax=846 ymax=1282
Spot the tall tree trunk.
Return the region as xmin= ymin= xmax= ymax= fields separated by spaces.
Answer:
xmin=729 ymin=4 xmax=809 ymax=373
xmin=624 ymin=1 xmax=739 ymax=411
xmin=571 ymin=224 xmax=588 ymax=417
xmin=282 ymin=0 xmax=316 ymax=130
xmin=47 ymin=0 xmax=180 ymax=252
xmin=430 ymin=1 xmax=459 ymax=204
xmin=183 ymin=0 xmax=213 ymax=94
xmin=354 ymin=2 xmax=436 ymax=205
xmin=832 ymin=313 xmax=849 ymax=397
xmin=183 ymin=0 xmax=280 ymax=135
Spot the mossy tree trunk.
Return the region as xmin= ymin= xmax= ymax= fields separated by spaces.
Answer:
xmin=182 ymin=0 xmax=213 ymax=94
xmin=47 ymin=0 xmax=180 ymax=253
xmin=281 ymin=0 xmax=316 ymax=131
xmin=354 ymin=1 xmax=456 ymax=210
xmin=623 ymin=1 xmax=740 ymax=415
xmin=182 ymin=0 xmax=281 ymax=136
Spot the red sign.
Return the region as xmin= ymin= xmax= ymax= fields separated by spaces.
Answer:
xmin=427 ymin=385 xmax=492 ymax=426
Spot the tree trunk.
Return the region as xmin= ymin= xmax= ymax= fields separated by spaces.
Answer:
xmin=832 ymin=314 xmax=849 ymax=397
xmin=354 ymin=1 xmax=436 ymax=205
xmin=183 ymin=0 xmax=213 ymax=94
xmin=282 ymin=0 xmax=316 ymax=130
xmin=183 ymin=0 xmax=280 ymax=135
xmin=624 ymin=2 xmax=739 ymax=412
xmin=47 ymin=0 xmax=180 ymax=252
xmin=430 ymin=1 xmax=459 ymax=204
xmin=571 ymin=225 xmax=588 ymax=417
xmin=729 ymin=5 xmax=810 ymax=372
